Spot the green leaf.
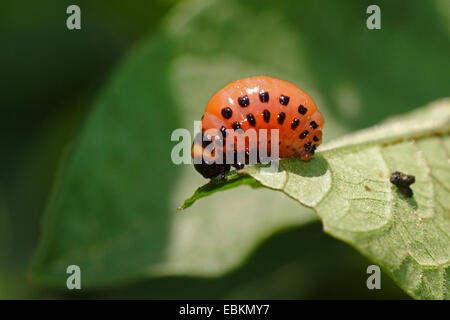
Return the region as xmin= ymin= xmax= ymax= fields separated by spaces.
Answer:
xmin=31 ymin=0 xmax=450 ymax=295
xmin=31 ymin=32 xmax=318 ymax=288
xmin=184 ymin=98 xmax=450 ymax=299
xmin=31 ymin=37 xmax=183 ymax=287
xmin=179 ymin=174 xmax=262 ymax=210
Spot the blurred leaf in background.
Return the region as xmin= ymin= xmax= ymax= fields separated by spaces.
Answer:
xmin=87 ymin=223 xmax=408 ymax=299
xmin=0 ymin=0 xmax=448 ymax=298
xmin=0 ymin=0 xmax=179 ymax=298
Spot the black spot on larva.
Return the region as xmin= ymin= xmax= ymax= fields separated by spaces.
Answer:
xmin=220 ymin=126 xmax=227 ymax=138
xmin=279 ymin=95 xmax=290 ymax=105
xmin=277 ymin=112 xmax=286 ymax=124
xmin=232 ymin=122 xmax=241 ymax=130
xmin=286 ymin=145 xmax=290 ymax=149
xmin=247 ymin=113 xmax=256 ymax=126
xmin=310 ymin=121 xmax=318 ymax=129
xmin=298 ymin=105 xmax=307 ymax=115
xmin=259 ymin=91 xmax=269 ymax=103
xmin=291 ymin=118 xmax=300 ymax=130
xmin=313 ymin=135 xmax=319 ymax=142
xmin=221 ymin=107 xmax=232 ymax=119
xmin=238 ymin=95 xmax=250 ymax=107
xmin=300 ymin=130 xmax=309 ymax=139
xmin=304 ymin=142 xmax=312 ymax=151
xmin=263 ymin=109 xmax=270 ymax=122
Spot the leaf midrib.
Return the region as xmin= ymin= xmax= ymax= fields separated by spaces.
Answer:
xmin=319 ymin=118 xmax=450 ymax=155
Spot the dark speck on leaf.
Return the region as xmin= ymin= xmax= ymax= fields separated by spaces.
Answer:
xmin=390 ymin=171 xmax=415 ymax=198
xmin=390 ymin=171 xmax=415 ymax=188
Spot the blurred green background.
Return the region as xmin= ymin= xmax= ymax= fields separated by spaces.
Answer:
xmin=0 ymin=0 xmax=449 ymax=299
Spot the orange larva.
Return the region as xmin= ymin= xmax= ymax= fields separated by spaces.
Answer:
xmin=192 ymin=76 xmax=325 ymax=178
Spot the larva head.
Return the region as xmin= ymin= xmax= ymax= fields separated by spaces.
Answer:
xmin=193 ymin=161 xmax=230 ymax=179
xmin=191 ymin=130 xmax=230 ymax=179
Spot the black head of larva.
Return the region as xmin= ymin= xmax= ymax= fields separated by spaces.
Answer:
xmin=238 ymin=95 xmax=250 ymax=107
xmin=194 ymin=160 xmax=230 ymax=179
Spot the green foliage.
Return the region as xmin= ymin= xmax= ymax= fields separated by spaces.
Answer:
xmin=184 ymin=99 xmax=450 ymax=299
xmin=179 ymin=175 xmax=262 ymax=210
xmin=31 ymin=38 xmax=180 ymax=286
